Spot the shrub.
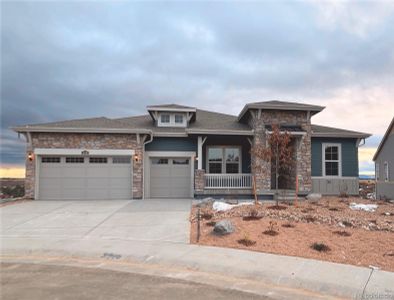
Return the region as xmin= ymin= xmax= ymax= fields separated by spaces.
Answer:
xmin=263 ymin=221 xmax=279 ymax=236
xmin=237 ymin=232 xmax=256 ymax=247
xmin=311 ymin=242 xmax=331 ymax=252
xmin=206 ymin=221 xmax=216 ymax=227
xmin=200 ymin=209 xmax=213 ymax=220
xmin=301 ymin=208 xmax=314 ymax=213
xmin=267 ymin=205 xmax=287 ymax=210
xmin=329 ymin=207 xmax=340 ymax=211
xmin=282 ymin=222 xmax=296 ymax=228
xmin=332 ymin=230 xmax=352 ymax=237
xmin=243 ymin=206 xmax=262 ymax=221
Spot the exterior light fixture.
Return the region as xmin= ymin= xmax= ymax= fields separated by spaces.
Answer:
xmin=27 ymin=152 xmax=34 ymax=161
xmin=133 ymin=154 xmax=140 ymax=162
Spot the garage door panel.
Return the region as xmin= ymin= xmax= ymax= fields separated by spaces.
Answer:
xmin=86 ymin=167 xmax=110 ymax=177
xmin=40 ymin=168 xmax=64 ymax=178
xmin=109 ymin=178 xmax=131 ymax=188
xmin=62 ymin=167 xmax=85 ymax=177
xmin=62 ymin=178 xmax=85 ymax=189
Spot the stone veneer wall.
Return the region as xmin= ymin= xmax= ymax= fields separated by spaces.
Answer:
xmin=249 ymin=110 xmax=312 ymax=194
xmin=194 ymin=169 xmax=205 ymax=195
xmin=24 ymin=133 xmax=143 ymax=199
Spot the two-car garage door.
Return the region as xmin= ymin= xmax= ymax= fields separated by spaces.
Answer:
xmin=38 ymin=156 xmax=132 ymax=200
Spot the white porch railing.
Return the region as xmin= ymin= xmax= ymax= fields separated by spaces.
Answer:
xmin=204 ymin=173 xmax=252 ymax=189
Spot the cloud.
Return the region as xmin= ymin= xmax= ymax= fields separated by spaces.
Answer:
xmin=310 ymin=0 xmax=394 ymax=37
xmin=1 ymin=1 xmax=393 ymax=176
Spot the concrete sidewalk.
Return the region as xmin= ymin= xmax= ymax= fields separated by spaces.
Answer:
xmin=2 ymin=236 xmax=393 ymax=299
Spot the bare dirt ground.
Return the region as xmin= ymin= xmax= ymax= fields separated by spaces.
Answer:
xmin=190 ymin=197 xmax=394 ymax=272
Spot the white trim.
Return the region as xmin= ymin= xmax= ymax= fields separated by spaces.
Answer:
xmin=311 ymin=176 xmax=358 ymax=179
xmin=322 ymin=143 xmax=342 ymax=177
xmin=266 ymin=131 xmax=306 ymax=136
xmin=375 ymin=162 xmax=380 ymax=181
xmin=147 ymin=106 xmax=197 ymax=113
xmin=144 ymin=151 xmax=196 ymax=198
xmin=153 ymin=132 xmax=189 ymax=137
xmin=158 ymin=112 xmax=187 ymax=128
xmin=34 ymin=148 xmax=135 ymax=156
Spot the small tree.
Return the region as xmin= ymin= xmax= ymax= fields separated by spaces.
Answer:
xmin=252 ymin=124 xmax=293 ymax=206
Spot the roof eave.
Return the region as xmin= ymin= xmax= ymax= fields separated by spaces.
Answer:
xmin=11 ymin=126 xmax=152 ymax=134
xmin=237 ymin=104 xmax=325 ymax=122
xmin=147 ymin=106 xmax=197 ymax=113
xmin=311 ymin=133 xmax=371 ymax=139
xmin=186 ymin=129 xmax=254 ymax=136
xmin=372 ymin=117 xmax=394 ymax=161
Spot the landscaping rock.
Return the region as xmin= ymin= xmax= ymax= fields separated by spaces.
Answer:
xmin=306 ymin=193 xmax=322 ymax=201
xmin=213 ymin=219 xmax=234 ymax=235
xmin=196 ymin=197 xmax=214 ymax=208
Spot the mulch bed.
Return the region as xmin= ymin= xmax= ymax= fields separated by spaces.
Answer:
xmin=191 ymin=197 xmax=394 ymax=272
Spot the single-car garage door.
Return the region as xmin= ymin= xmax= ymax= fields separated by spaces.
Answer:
xmin=150 ymin=157 xmax=191 ymax=198
xmin=38 ymin=156 xmax=132 ymax=200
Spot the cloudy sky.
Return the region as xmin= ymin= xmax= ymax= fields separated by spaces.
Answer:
xmin=1 ymin=1 xmax=393 ymax=177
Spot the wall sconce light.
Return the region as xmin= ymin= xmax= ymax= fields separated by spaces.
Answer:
xmin=133 ymin=154 xmax=140 ymax=162
xmin=195 ymin=156 xmax=199 ymax=161
xmin=27 ymin=152 xmax=34 ymax=161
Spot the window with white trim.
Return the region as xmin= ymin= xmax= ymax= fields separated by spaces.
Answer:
xmin=384 ymin=161 xmax=389 ymax=181
xmin=89 ymin=157 xmax=108 ymax=164
xmin=375 ymin=163 xmax=380 ymax=180
xmin=174 ymin=114 xmax=183 ymax=124
xmin=207 ymin=146 xmax=241 ymax=174
xmin=323 ymin=143 xmax=341 ymax=176
xmin=113 ymin=156 xmax=131 ymax=164
xmin=66 ymin=157 xmax=84 ymax=163
xmin=160 ymin=114 xmax=170 ymax=123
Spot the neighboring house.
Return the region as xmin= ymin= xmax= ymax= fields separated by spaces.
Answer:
xmin=373 ymin=117 xmax=394 ymax=200
xmin=13 ymin=100 xmax=370 ymax=200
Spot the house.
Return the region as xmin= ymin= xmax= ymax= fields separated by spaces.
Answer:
xmin=373 ymin=117 xmax=394 ymax=200
xmin=13 ymin=100 xmax=370 ymax=200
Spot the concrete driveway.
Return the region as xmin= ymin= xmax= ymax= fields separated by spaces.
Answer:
xmin=0 ymin=199 xmax=191 ymax=243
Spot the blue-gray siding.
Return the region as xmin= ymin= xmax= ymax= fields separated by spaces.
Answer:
xmin=145 ymin=137 xmax=197 ymax=152
xmin=375 ymin=127 xmax=394 ymax=200
xmin=311 ymin=138 xmax=359 ymax=177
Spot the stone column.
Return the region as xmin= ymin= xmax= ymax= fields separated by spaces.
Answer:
xmin=250 ymin=114 xmax=271 ymax=192
xmin=296 ymin=123 xmax=312 ymax=193
xmin=24 ymin=144 xmax=35 ymax=199
xmin=132 ymin=147 xmax=144 ymax=199
xmin=194 ymin=169 xmax=205 ymax=195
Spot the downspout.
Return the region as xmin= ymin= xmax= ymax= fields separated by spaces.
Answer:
xmin=142 ymin=131 xmax=154 ymax=199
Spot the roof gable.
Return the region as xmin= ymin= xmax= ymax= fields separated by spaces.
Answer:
xmin=373 ymin=117 xmax=394 ymax=161
xmin=238 ymin=100 xmax=325 ymax=122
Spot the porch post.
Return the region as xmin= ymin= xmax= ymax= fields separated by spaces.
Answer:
xmin=197 ymin=136 xmax=203 ymax=169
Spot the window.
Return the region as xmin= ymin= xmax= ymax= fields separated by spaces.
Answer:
xmin=225 ymin=148 xmax=240 ymax=174
xmin=173 ymin=158 xmax=189 ymax=165
xmin=384 ymin=162 xmax=389 ymax=182
xmin=152 ymin=158 xmax=168 ymax=164
xmin=42 ymin=157 xmax=61 ymax=163
xmin=89 ymin=157 xmax=107 ymax=163
xmin=376 ymin=163 xmax=380 ymax=180
xmin=207 ymin=146 xmax=241 ymax=174
xmin=160 ymin=114 xmax=170 ymax=123
xmin=322 ymin=144 xmax=341 ymax=177
xmin=175 ymin=114 xmax=183 ymax=124
xmin=113 ymin=156 xmax=131 ymax=164
xmin=66 ymin=157 xmax=84 ymax=163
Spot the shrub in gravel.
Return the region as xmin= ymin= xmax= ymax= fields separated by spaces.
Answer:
xmin=305 ymin=215 xmax=316 ymax=223
xmin=332 ymin=230 xmax=352 ymax=237
xmin=206 ymin=221 xmax=216 ymax=227
xmin=263 ymin=221 xmax=279 ymax=236
xmin=282 ymin=222 xmax=296 ymax=228
xmin=311 ymin=242 xmax=331 ymax=252
xmin=243 ymin=207 xmax=262 ymax=221
xmin=237 ymin=232 xmax=256 ymax=247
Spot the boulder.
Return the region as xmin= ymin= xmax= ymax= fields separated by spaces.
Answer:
xmin=306 ymin=193 xmax=322 ymax=201
xmin=213 ymin=219 xmax=234 ymax=235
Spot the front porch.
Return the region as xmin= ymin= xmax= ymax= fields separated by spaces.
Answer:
xmin=193 ymin=131 xmax=310 ymax=199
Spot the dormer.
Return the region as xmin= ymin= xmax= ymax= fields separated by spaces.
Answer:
xmin=147 ymin=104 xmax=197 ymax=128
